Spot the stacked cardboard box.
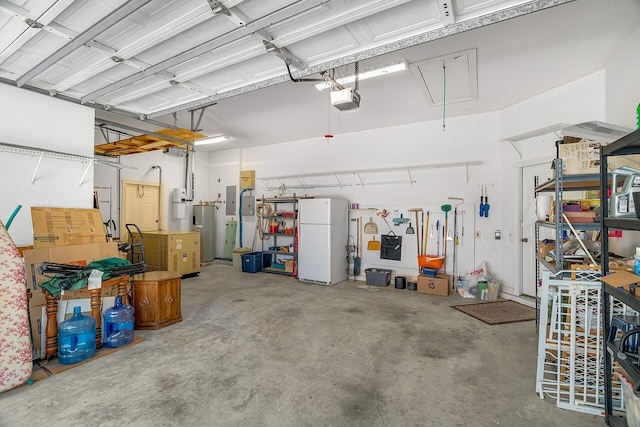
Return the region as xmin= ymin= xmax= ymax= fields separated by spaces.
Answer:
xmin=24 ymin=207 xmax=118 ymax=359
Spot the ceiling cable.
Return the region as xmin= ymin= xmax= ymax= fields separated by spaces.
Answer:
xmin=442 ymin=63 xmax=447 ymax=132
xmin=285 ymin=62 xmax=323 ymax=83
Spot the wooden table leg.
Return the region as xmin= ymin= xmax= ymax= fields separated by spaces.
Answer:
xmin=117 ymin=277 xmax=129 ymax=305
xmin=90 ymin=288 xmax=102 ymax=349
xmin=45 ymin=292 xmax=58 ymax=360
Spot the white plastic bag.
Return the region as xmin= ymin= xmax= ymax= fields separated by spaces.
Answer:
xmin=457 ymin=262 xmax=491 ymax=299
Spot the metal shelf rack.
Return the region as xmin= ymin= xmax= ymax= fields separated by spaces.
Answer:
xmin=600 ymin=128 xmax=640 ymax=426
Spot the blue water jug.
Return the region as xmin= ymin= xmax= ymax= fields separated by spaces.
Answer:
xmin=58 ymin=306 xmax=96 ymax=365
xmin=102 ymin=296 xmax=135 ymax=348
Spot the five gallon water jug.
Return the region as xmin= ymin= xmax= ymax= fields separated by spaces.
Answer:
xmin=58 ymin=306 xmax=96 ymax=365
xmin=102 ymin=296 xmax=135 ymax=348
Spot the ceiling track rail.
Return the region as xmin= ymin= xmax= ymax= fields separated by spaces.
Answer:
xmin=259 ymin=161 xmax=483 ymax=190
xmin=144 ymin=0 xmax=574 ymax=120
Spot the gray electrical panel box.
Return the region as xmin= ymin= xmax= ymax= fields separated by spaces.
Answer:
xmin=241 ymin=193 xmax=255 ymax=216
xmin=226 ymin=185 xmax=236 ymax=216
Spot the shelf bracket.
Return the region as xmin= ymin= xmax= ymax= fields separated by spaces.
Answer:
xmin=31 ymin=152 xmax=44 ymax=183
xmin=509 ymin=141 xmax=523 ymax=159
xmin=334 ymin=174 xmax=343 ymax=188
xmin=407 ymin=169 xmax=414 ymax=186
xmin=79 ymin=161 xmax=94 ymax=187
xmin=356 ymin=172 xmax=364 ymax=187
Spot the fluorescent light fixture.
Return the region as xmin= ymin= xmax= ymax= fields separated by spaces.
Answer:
xmin=316 ymin=61 xmax=408 ymax=90
xmin=194 ymin=135 xmax=230 ymax=145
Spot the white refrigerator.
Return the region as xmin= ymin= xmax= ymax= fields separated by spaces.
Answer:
xmin=298 ymin=198 xmax=348 ymax=285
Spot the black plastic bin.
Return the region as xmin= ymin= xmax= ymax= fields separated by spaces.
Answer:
xmin=365 ymin=268 xmax=392 ymax=286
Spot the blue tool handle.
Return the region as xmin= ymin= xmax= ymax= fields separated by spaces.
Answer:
xmin=5 ymin=204 xmax=22 ymax=229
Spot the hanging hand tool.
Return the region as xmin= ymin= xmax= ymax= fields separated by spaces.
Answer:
xmin=423 ymin=211 xmax=429 ymax=256
xmin=483 ymin=186 xmax=490 ymax=218
xmin=353 ymin=217 xmax=361 ymax=281
xmin=436 ymin=220 xmax=441 ymax=256
xmin=441 ymin=204 xmax=452 ymax=275
xmin=448 ymin=197 xmax=464 ymax=282
xmin=377 ymin=209 xmax=393 ymax=231
xmin=408 ymin=208 xmax=423 ymax=255
xmin=420 ymin=211 xmax=424 ymax=254
xmin=406 ymin=222 xmax=415 ymax=234
xmin=479 ymin=185 xmax=486 ymax=217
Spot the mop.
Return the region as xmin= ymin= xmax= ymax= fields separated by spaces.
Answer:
xmin=441 ymin=204 xmax=452 ymax=275
xmin=448 ymin=198 xmax=464 ymax=285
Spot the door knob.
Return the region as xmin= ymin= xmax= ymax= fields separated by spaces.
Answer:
xmin=521 ymin=238 xmax=529 ymax=242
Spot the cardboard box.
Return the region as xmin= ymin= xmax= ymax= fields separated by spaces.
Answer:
xmin=284 ymin=260 xmax=294 ymax=273
xmin=550 ymin=211 xmax=597 ymax=223
xmin=537 ymin=240 xmax=556 ymax=258
xmin=417 ymin=273 xmax=450 ymax=296
xmin=601 ymin=270 xmax=640 ymax=295
xmin=29 ymin=304 xmax=45 ymax=359
xmin=23 ymin=242 xmax=119 ymax=307
xmin=240 ymin=170 xmax=255 ymax=189
xmin=558 ymin=140 xmax=602 ymax=175
xmin=31 ymin=207 xmax=105 ymax=248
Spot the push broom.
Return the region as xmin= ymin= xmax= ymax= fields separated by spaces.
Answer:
xmin=441 ymin=204 xmax=452 ymax=276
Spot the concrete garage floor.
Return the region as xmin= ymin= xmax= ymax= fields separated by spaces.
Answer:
xmin=1 ymin=263 xmax=602 ymax=427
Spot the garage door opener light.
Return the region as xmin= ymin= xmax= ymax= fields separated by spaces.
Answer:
xmin=315 ymin=61 xmax=408 ymax=91
xmin=195 ymin=135 xmax=230 ymax=145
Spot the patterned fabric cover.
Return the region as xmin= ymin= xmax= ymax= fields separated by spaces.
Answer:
xmin=0 ymin=219 xmax=32 ymax=392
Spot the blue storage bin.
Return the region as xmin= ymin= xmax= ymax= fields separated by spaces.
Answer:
xmin=421 ymin=267 xmax=438 ymax=277
xmin=242 ymin=252 xmax=272 ymax=273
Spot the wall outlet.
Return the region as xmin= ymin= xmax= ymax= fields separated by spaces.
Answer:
xmin=475 ymin=231 xmax=481 ymax=239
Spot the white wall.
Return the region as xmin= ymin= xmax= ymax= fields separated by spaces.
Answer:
xmin=0 ymin=85 xmax=94 ymax=246
xmin=605 ymin=26 xmax=640 ymax=256
xmin=219 ymin=112 xmax=502 ymax=281
xmin=94 ymin=149 xmax=211 ymax=236
xmin=500 ymin=71 xmax=607 ymax=295
xmin=605 ymin=26 xmax=640 ymax=129
xmin=211 ymin=70 xmax=617 ymax=295
xmin=207 ymin=149 xmax=242 ymax=258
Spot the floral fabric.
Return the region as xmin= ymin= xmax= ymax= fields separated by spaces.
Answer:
xmin=0 ymin=219 xmax=32 ymax=392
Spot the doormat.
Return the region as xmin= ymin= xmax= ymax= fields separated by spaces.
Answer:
xmin=32 ymin=335 xmax=144 ymax=379
xmin=451 ymin=300 xmax=536 ymax=325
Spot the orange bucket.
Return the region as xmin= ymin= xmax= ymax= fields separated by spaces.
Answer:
xmin=418 ymin=255 xmax=444 ymax=269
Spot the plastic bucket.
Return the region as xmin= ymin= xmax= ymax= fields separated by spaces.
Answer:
xmin=418 ymin=255 xmax=444 ymax=269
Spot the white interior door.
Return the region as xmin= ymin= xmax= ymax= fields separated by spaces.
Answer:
xmin=521 ymin=162 xmax=554 ymax=297
xmin=122 ymin=180 xmax=163 ymax=232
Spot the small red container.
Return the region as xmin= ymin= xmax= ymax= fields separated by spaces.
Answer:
xmin=418 ymin=255 xmax=444 ymax=269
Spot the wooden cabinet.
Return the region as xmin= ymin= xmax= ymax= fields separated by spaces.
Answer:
xmin=142 ymin=231 xmax=200 ymax=276
xmin=131 ymin=271 xmax=182 ymax=330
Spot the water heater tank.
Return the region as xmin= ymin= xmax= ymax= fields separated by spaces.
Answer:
xmin=172 ymin=188 xmax=187 ymax=219
xmin=172 ymin=188 xmax=186 ymax=203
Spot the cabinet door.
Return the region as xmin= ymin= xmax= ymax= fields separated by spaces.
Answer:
xmin=133 ymin=283 xmax=159 ymax=328
xmin=158 ymin=278 xmax=181 ymax=325
xmin=143 ymin=235 xmax=164 ymax=271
